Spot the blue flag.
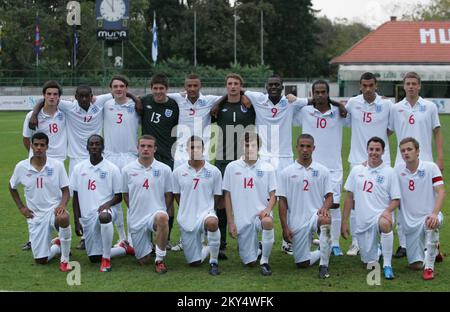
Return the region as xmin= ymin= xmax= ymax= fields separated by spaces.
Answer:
xmin=34 ymin=18 xmax=40 ymax=57
xmin=152 ymin=12 xmax=158 ymax=64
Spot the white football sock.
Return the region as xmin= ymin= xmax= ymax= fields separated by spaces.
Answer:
xmin=397 ymin=221 xmax=406 ymax=248
xmin=201 ymin=245 xmax=210 ymax=263
xmin=330 ymin=208 xmax=341 ymax=247
xmin=155 ymin=245 xmax=166 ymax=262
xmin=59 ymin=226 xmax=72 ymax=263
xmin=113 ymin=204 xmax=126 ymax=242
xmin=309 ymin=250 xmax=320 ymax=266
xmin=319 ymin=224 xmax=331 ymax=266
xmin=101 ymin=222 xmax=114 ymax=259
xmin=381 ymin=231 xmax=393 ymax=267
xmin=260 ymin=229 xmax=274 ymax=265
xmin=425 ymin=229 xmax=439 ymax=270
xmin=207 ymin=229 xmax=220 ymax=264
xmin=350 ymin=210 xmax=359 ymax=247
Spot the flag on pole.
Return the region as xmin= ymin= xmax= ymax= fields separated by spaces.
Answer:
xmin=73 ymin=27 xmax=78 ymax=67
xmin=0 ymin=26 xmax=3 ymax=54
xmin=34 ymin=16 xmax=41 ymax=58
xmin=152 ymin=11 xmax=158 ymax=64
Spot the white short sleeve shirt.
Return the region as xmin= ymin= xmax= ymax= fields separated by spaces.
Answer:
xmin=395 ymin=160 xmax=444 ymax=232
xmin=344 ymin=163 xmax=401 ymax=233
xmin=23 ymin=109 xmax=68 ymax=161
xmin=389 ymin=97 xmax=440 ymax=165
xmin=173 ymin=161 xmax=222 ymax=232
xmin=245 ymin=91 xmax=307 ymax=158
xmin=10 ymin=157 xmax=69 ymax=219
xmin=122 ymin=159 xmax=173 ymax=232
xmin=222 ymin=159 xmax=276 ymax=231
xmin=276 ymin=161 xmax=332 ymax=233
xmin=346 ymin=94 xmax=392 ymax=165
xmin=70 ymin=158 xmax=122 ymax=221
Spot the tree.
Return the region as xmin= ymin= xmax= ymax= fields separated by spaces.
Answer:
xmin=409 ymin=0 xmax=450 ymax=20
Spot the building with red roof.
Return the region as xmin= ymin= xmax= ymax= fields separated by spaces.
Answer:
xmin=331 ymin=17 xmax=450 ymax=103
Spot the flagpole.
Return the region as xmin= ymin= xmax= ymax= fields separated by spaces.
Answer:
xmin=194 ymin=10 xmax=197 ymax=67
xmin=260 ymin=10 xmax=264 ymax=65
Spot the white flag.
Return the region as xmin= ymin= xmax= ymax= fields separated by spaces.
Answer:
xmin=152 ymin=12 xmax=158 ymax=64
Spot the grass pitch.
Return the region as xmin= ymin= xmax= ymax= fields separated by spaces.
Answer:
xmin=0 ymin=111 xmax=449 ymax=292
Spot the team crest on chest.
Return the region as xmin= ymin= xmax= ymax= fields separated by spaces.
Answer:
xmin=91 ymin=106 xmax=99 ymax=114
xmin=99 ymin=171 xmax=108 ymax=179
xmin=165 ymin=109 xmax=173 ymax=117
xmin=376 ymin=175 xmax=385 ymax=184
xmin=198 ymin=100 xmax=206 ymax=107
xmin=46 ymin=167 xmax=54 ymax=177
xmin=256 ymin=170 xmax=264 ymax=177
xmin=57 ymin=112 xmax=64 ymax=121
xmin=203 ymin=170 xmax=212 ymax=179
xmin=375 ymin=105 xmax=382 ymax=113
xmin=419 ymin=105 xmax=426 ymax=112
xmin=240 ymin=105 xmax=248 ymax=113
xmin=127 ymin=106 xmax=134 ymax=113
xmin=312 ymin=170 xmax=319 ymax=177
xmin=418 ymin=170 xmax=425 ymax=178
xmin=153 ymin=169 xmax=160 ymax=177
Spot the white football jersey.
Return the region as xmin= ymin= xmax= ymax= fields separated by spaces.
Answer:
xmin=169 ymin=93 xmax=221 ymax=162
xmin=395 ymin=160 xmax=444 ymax=232
xmin=389 ymin=97 xmax=440 ymax=166
xmin=276 ymin=161 xmax=332 ymax=233
xmin=346 ymin=94 xmax=392 ymax=165
xmin=10 ymin=157 xmax=69 ymax=219
xmin=245 ymin=91 xmax=307 ymax=158
xmin=173 ymin=161 xmax=222 ymax=232
xmin=297 ymin=105 xmax=345 ymax=170
xmin=58 ymin=93 xmax=112 ymax=159
xmin=222 ymin=159 xmax=276 ymax=231
xmin=70 ymin=158 xmax=122 ymax=221
xmin=23 ymin=109 xmax=68 ymax=161
xmin=103 ymin=98 xmax=140 ymax=157
xmin=122 ymin=159 xmax=173 ymax=232
xmin=344 ymin=163 xmax=401 ymax=233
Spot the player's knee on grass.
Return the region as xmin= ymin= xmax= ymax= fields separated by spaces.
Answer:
xmin=296 ymin=261 xmax=309 ymax=268
xmin=56 ymin=211 xmax=70 ymax=228
xmin=409 ymin=261 xmax=423 ymax=271
xmin=378 ymin=217 xmax=392 ymax=233
xmin=89 ymin=255 xmax=102 ymax=263
xmin=189 ymin=260 xmax=202 ymax=267
xmin=205 ymin=217 xmax=219 ymax=232
xmin=35 ymin=257 xmax=49 ymax=265
xmin=99 ymin=212 xmax=112 ymax=224
xmin=261 ymin=216 xmax=273 ymax=230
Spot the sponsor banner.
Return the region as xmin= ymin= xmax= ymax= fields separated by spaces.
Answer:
xmin=0 ymin=96 xmax=75 ymax=111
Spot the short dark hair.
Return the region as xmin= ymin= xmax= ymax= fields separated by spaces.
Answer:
xmin=399 ymin=137 xmax=420 ymax=150
xmin=268 ymin=74 xmax=283 ymax=85
xmin=150 ymin=73 xmax=169 ymax=88
xmin=109 ymin=75 xmax=129 ymax=88
xmin=312 ymin=80 xmax=330 ymax=94
xmin=297 ymin=133 xmax=314 ymax=145
xmin=359 ymin=72 xmax=377 ymax=84
xmin=42 ymin=80 xmax=62 ymax=96
xmin=31 ymin=132 xmax=49 ymax=145
xmin=87 ymin=134 xmax=104 ymax=149
xmin=243 ymin=132 xmax=261 ymax=149
xmin=76 ymin=85 xmax=92 ymax=95
xmin=187 ymin=135 xmax=204 ymax=147
xmin=367 ymin=136 xmax=385 ymax=150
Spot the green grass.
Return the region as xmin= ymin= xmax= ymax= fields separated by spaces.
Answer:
xmin=0 ymin=111 xmax=449 ymax=291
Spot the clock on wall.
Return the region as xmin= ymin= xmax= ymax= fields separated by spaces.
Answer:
xmin=96 ymin=0 xmax=129 ymax=40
